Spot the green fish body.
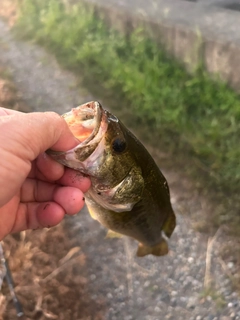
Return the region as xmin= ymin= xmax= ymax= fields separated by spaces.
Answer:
xmin=49 ymin=101 xmax=176 ymax=257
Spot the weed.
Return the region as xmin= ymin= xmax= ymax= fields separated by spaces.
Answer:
xmin=200 ymin=287 xmax=226 ymax=310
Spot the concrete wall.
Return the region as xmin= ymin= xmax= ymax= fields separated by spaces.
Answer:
xmin=83 ymin=0 xmax=240 ymax=92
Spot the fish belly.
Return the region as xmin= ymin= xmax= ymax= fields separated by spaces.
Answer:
xmin=85 ymin=196 xmax=169 ymax=257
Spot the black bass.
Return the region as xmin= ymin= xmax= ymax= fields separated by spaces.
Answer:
xmin=49 ymin=101 xmax=176 ymax=257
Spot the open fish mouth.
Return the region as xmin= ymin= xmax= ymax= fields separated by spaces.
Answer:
xmin=62 ymin=101 xmax=105 ymax=145
xmin=48 ymin=101 xmax=109 ymax=169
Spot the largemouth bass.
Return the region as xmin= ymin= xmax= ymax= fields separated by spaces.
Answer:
xmin=49 ymin=101 xmax=176 ymax=257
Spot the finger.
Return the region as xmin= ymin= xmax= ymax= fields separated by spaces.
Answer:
xmin=28 ymin=157 xmax=63 ymax=182
xmin=27 ymin=159 xmax=51 ymax=181
xmin=20 ymin=179 xmax=87 ymax=211
xmin=34 ymin=156 xmax=91 ymax=192
xmin=53 ymin=186 xmax=85 ymax=215
xmin=0 ymin=110 xmax=79 ymax=162
xmin=0 ymin=198 xmax=65 ymax=239
xmin=57 ymin=168 xmax=91 ymax=193
xmin=20 ymin=179 xmax=58 ymax=202
xmin=0 ymin=197 xmax=20 ymax=239
xmin=9 ymin=193 xmax=86 ymax=235
xmin=36 ymin=202 xmax=65 ymax=227
xmin=35 ymin=152 xmax=64 ymax=181
xmin=12 ymin=202 xmax=66 ymax=232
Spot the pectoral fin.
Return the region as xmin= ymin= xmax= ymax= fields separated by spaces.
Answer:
xmin=87 ymin=206 xmax=98 ymax=220
xmin=136 ymin=238 xmax=169 ymax=257
xmin=162 ymin=210 xmax=176 ymax=238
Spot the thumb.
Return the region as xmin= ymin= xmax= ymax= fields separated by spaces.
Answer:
xmin=0 ymin=109 xmax=78 ymax=207
xmin=0 ymin=109 xmax=78 ymax=160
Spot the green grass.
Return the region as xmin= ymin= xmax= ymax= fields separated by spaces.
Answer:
xmin=16 ymin=0 xmax=240 ymax=227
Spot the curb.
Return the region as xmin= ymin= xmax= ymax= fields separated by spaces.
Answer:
xmin=85 ymin=0 xmax=240 ymax=91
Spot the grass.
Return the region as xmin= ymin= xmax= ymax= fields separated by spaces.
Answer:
xmin=1 ymin=227 xmax=90 ymax=319
xmin=200 ymin=287 xmax=226 ymax=310
xmin=15 ymin=0 xmax=240 ymax=229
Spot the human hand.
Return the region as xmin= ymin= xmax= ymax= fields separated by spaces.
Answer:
xmin=0 ymin=108 xmax=91 ymax=240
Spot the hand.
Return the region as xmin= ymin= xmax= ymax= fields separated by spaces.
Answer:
xmin=0 ymin=108 xmax=91 ymax=240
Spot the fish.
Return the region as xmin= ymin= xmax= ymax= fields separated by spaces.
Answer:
xmin=48 ymin=101 xmax=176 ymax=257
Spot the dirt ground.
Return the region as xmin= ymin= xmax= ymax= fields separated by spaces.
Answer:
xmin=1 ymin=228 xmax=104 ymax=320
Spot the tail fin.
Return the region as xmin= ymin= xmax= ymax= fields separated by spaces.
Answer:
xmin=136 ymin=238 xmax=169 ymax=257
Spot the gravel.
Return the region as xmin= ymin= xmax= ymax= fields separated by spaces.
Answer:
xmin=0 ymin=18 xmax=239 ymax=320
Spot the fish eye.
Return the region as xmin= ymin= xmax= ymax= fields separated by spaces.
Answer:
xmin=112 ymin=138 xmax=127 ymax=153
